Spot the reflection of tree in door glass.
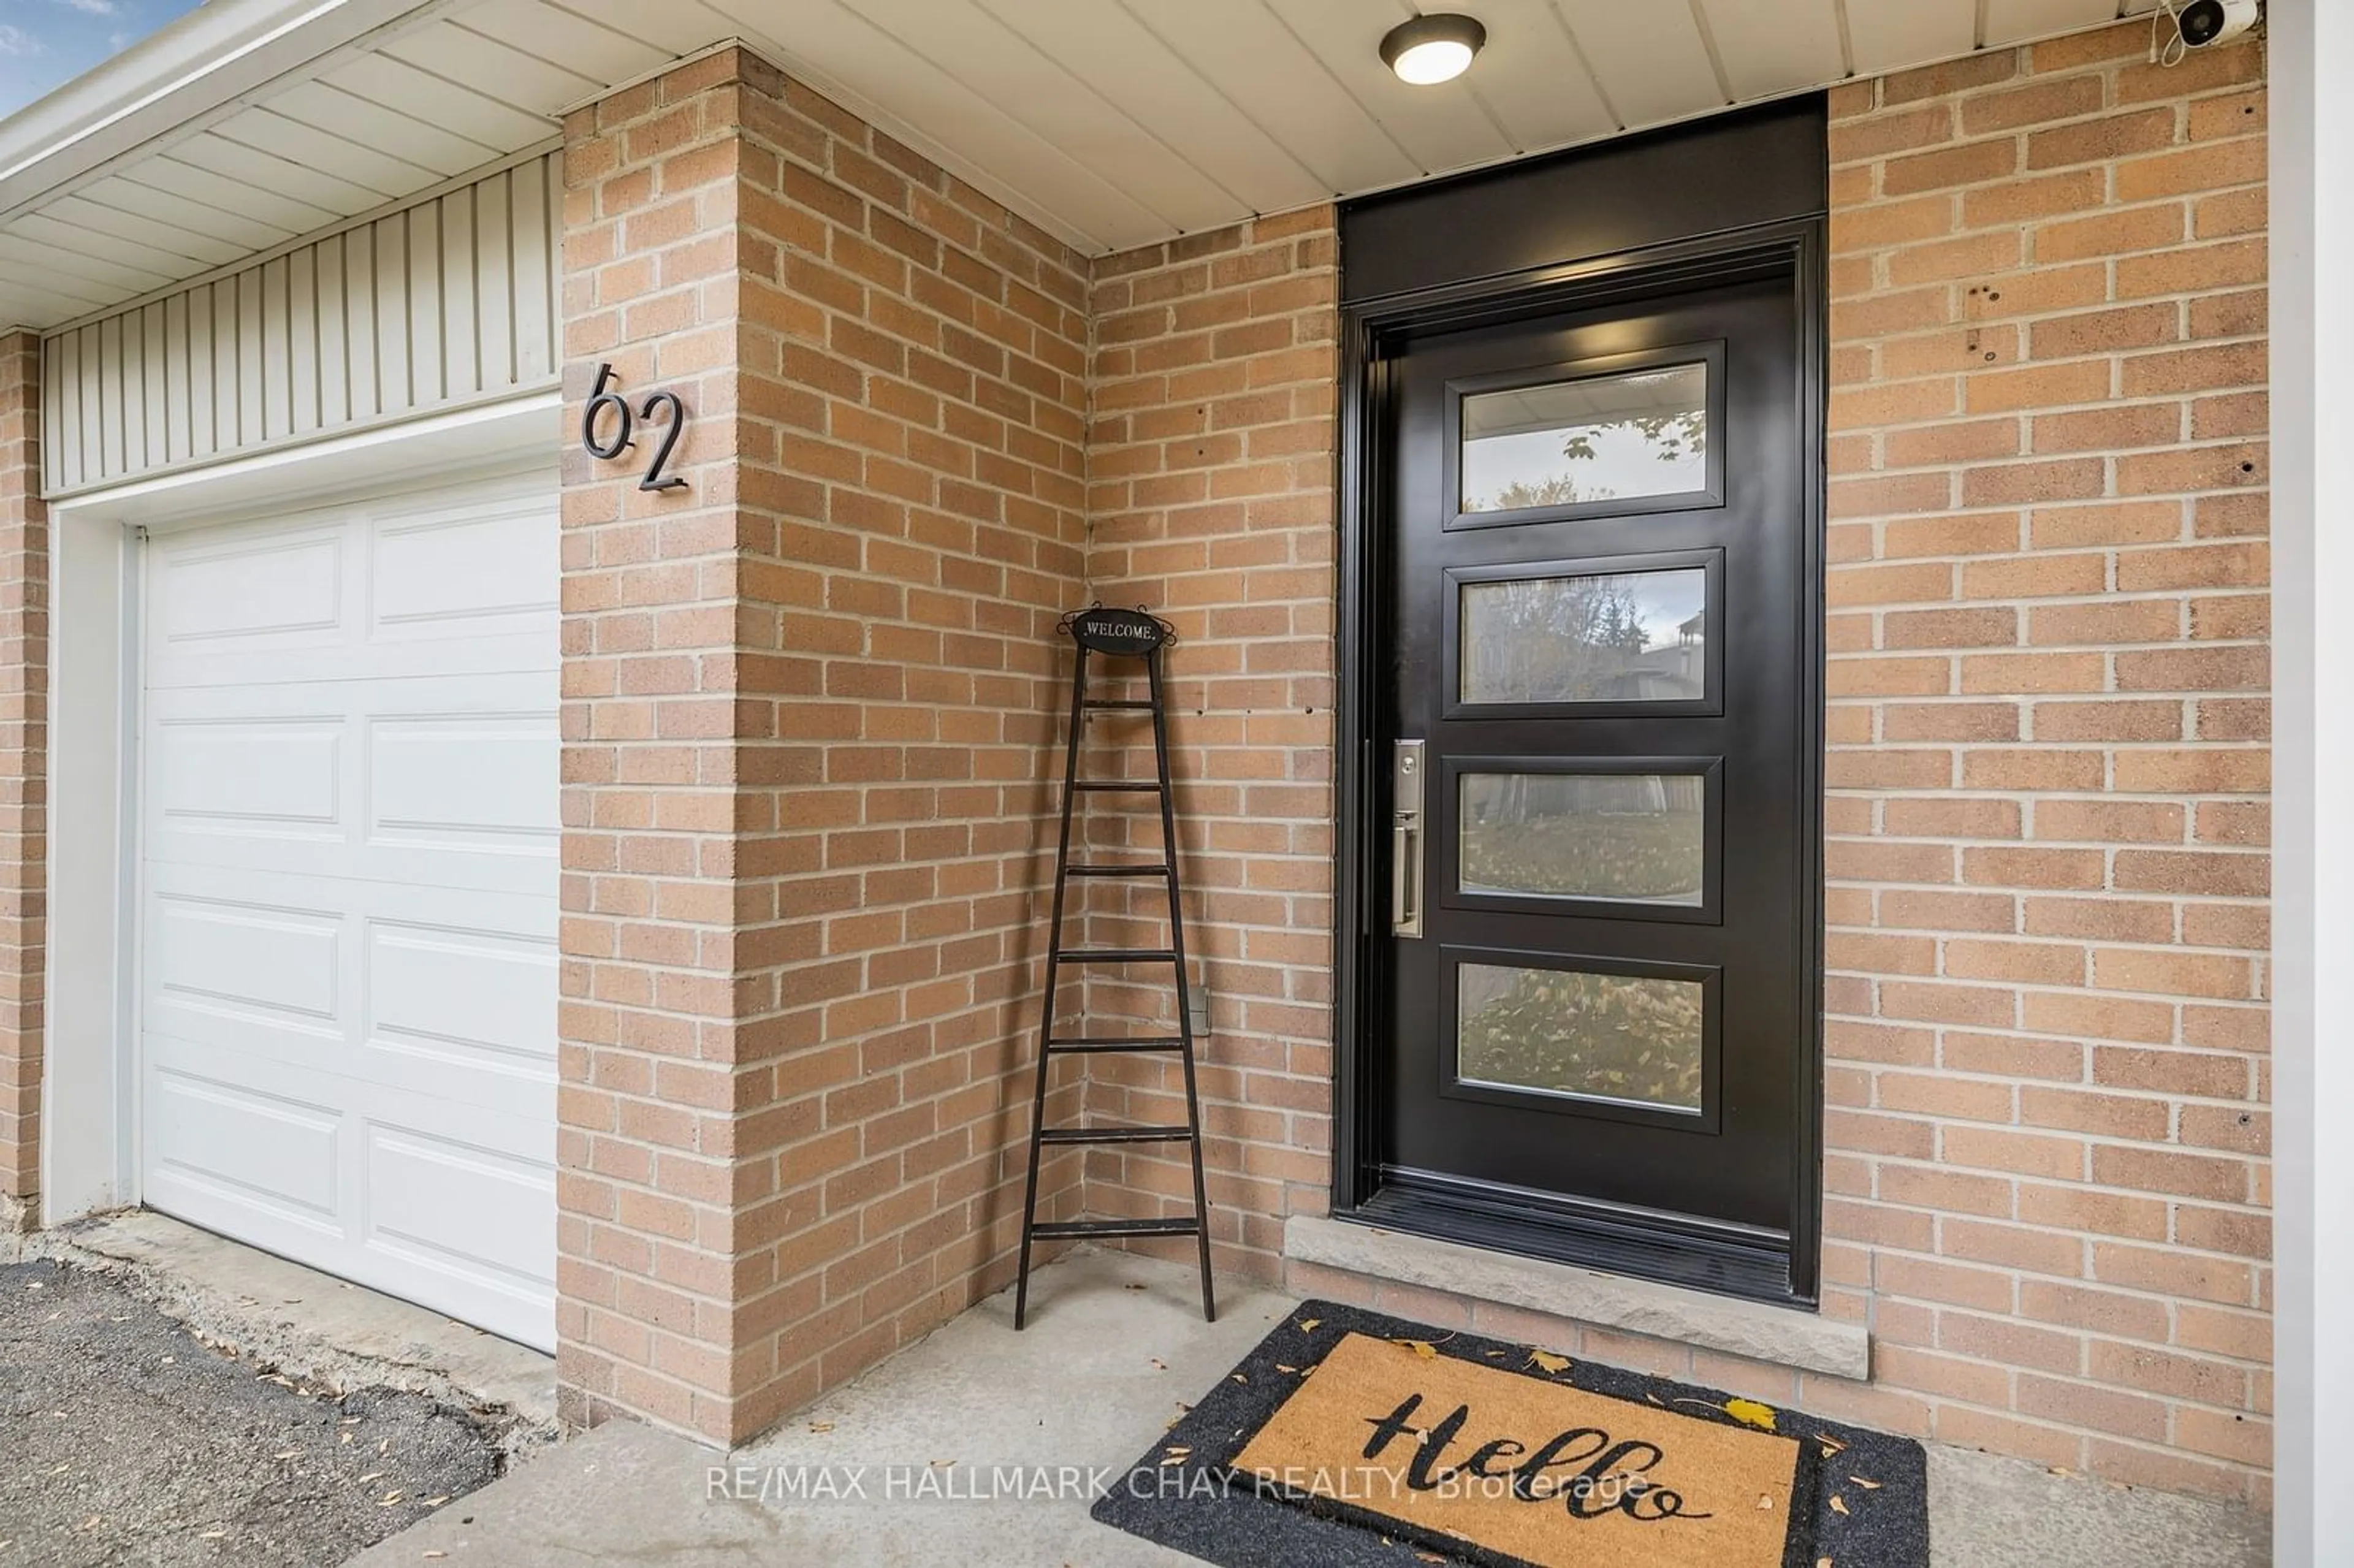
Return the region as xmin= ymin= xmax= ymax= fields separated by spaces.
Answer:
xmin=1458 ymin=772 xmax=1704 ymax=903
xmin=1460 ymin=363 xmax=1708 ymax=514
xmin=1460 ymin=568 xmax=1705 ymax=704
xmin=1457 ymin=962 xmax=1704 ymax=1111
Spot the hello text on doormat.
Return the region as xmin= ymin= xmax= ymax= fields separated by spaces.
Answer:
xmin=1232 ymin=1331 xmax=1800 ymax=1568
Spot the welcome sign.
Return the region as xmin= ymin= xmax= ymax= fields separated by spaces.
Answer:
xmin=1232 ymin=1332 xmax=1802 ymax=1568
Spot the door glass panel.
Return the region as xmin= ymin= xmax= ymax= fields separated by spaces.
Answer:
xmin=1459 ymin=362 xmax=1708 ymax=514
xmin=1456 ymin=962 xmax=1704 ymax=1111
xmin=1458 ymin=771 xmax=1704 ymax=904
xmin=1459 ymin=566 xmax=1707 ymax=705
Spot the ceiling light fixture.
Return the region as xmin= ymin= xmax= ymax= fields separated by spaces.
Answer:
xmin=1380 ymin=13 xmax=1486 ymax=85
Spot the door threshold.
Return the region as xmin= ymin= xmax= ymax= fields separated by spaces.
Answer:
xmin=1286 ymin=1212 xmax=1868 ymax=1380
xmin=1352 ymin=1168 xmax=1800 ymax=1304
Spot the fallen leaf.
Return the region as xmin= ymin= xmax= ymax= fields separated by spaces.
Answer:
xmin=1849 ymin=1475 xmax=1881 ymax=1490
xmin=1830 ymin=1494 xmax=1849 ymax=1516
xmin=357 ymin=1472 xmax=385 ymax=1485
xmin=199 ymin=1529 xmax=227 ymax=1540
xmin=1395 ymin=1339 xmax=1439 ymax=1360
xmin=1297 ymin=1319 xmax=1321 ymax=1332
xmin=1757 ymin=1493 xmax=1775 ymax=1510
xmin=1723 ymin=1398 xmax=1778 ymax=1432
xmin=423 ymin=1496 xmax=449 ymax=1507
xmin=272 ymin=1450 xmax=299 ymax=1461
xmin=1275 ymin=1364 xmax=1297 ymax=1374
xmin=1149 ymin=1358 xmax=1167 ymax=1371
xmin=1525 ymin=1350 xmax=1571 ymax=1376
xmin=424 ymin=1555 xmax=447 ymax=1562
xmin=1230 ymin=1374 xmax=1247 ymax=1384
xmin=807 ymin=1421 xmax=834 ymax=1434
xmin=1817 ymin=1433 xmax=1848 ymax=1456
xmin=1818 ymin=1558 xmax=1833 ymax=1568
xmin=378 ymin=1492 xmax=405 ymax=1508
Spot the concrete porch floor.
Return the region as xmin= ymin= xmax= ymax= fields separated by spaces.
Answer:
xmin=350 ymin=1247 xmax=2270 ymax=1568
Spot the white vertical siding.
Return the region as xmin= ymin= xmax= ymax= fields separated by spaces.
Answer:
xmin=40 ymin=153 xmax=562 ymax=495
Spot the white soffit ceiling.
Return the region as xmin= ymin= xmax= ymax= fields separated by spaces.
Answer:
xmin=2 ymin=0 xmax=2168 ymax=333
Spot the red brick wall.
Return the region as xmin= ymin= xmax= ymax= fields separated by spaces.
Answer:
xmin=1078 ymin=213 xmax=1341 ymax=1272
xmin=1818 ymin=23 xmax=2270 ymax=1501
xmin=559 ymin=48 xmax=1089 ymax=1444
xmin=0 ymin=332 xmax=44 ymax=1227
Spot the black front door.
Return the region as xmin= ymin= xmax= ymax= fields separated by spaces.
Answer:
xmin=1366 ymin=263 xmax=1819 ymax=1302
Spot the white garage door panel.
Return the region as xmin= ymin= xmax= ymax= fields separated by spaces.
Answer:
xmin=371 ymin=712 xmax=562 ymax=850
xmin=140 ymin=474 xmax=558 ymax=1351
xmin=365 ymin=1120 xmax=557 ymax=1299
xmin=149 ymin=720 xmax=344 ymax=830
xmin=143 ymin=873 xmax=555 ymax=1113
xmin=148 ymin=1068 xmax=345 ymax=1226
xmin=149 ymin=894 xmax=344 ymax=1023
xmin=145 ymin=685 xmax=558 ymax=896
xmin=156 ymin=530 xmax=347 ymax=647
xmin=372 ymin=503 xmax=560 ymax=634
xmin=371 ymin=923 xmax=559 ymax=1070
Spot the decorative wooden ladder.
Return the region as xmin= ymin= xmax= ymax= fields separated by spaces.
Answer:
xmin=1013 ymin=606 xmax=1216 ymax=1330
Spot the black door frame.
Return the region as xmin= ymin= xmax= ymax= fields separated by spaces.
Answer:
xmin=1330 ymin=218 xmax=1829 ymax=1307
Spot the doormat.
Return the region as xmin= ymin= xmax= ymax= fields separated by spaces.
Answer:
xmin=1091 ymin=1301 xmax=1926 ymax=1568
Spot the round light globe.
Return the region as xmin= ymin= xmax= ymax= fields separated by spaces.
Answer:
xmin=1380 ymin=14 xmax=1485 ymax=86
xmin=1392 ymin=38 xmax=1474 ymax=84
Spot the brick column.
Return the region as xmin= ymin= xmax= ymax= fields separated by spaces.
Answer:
xmin=559 ymin=48 xmax=1087 ymax=1444
xmin=0 ymin=333 xmax=45 ymax=1233
xmin=557 ymin=51 xmax=751 ymax=1439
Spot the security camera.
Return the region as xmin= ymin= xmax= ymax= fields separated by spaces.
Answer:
xmin=2171 ymin=0 xmax=2258 ymax=48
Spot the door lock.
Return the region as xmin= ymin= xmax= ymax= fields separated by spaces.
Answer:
xmin=1392 ymin=739 xmax=1425 ymax=938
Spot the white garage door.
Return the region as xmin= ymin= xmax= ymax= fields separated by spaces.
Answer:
xmin=138 ymin=474 xmax=560 ymax=1350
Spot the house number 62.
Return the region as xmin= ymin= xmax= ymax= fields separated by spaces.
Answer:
xmin=581 ymin=362 xmax=689 ymax=492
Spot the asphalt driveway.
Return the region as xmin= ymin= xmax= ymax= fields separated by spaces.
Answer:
xmin=0 ymin=1259 xmax=503 ymax=1567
